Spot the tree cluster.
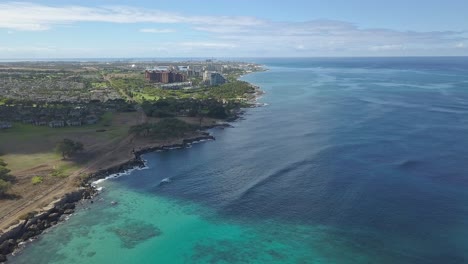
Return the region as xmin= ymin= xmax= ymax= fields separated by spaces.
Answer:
xmin=206 ymin=80 xmax=255 ymax=99
xmin=56 ymin=139 xmax=84 ymax=159
xmin=141 ymin=98 xmax=239 ymax=120
xmin=129 ymin=118 xmax=197 ymax=139
xmin=0 ymin=159 xmax=14 ymax=196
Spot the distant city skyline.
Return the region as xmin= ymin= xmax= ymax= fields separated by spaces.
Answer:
xmin=1 ymin=0 xmax=467 ymax=58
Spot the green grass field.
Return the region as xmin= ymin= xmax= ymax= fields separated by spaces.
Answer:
xmin=2 ymin=153 xmax=61 ymax=172
xmin=0 ymin=112 xmax=137 ymax=173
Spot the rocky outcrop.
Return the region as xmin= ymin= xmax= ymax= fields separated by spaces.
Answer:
xmin=0 ymin=188 xmax=94 ymax=262
xmin=85 ymin=158 xmax=145 ymax=185
xmin=131 ymin=134 xmax=215 ymax=158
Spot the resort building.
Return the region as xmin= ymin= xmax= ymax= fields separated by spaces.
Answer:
xmin=210 ymin=72 xmax=227 ymax=86
xmin=145 ymin=70 xmax=187 ymax=84
xmin=204 ymin=71 xmax=227 ymax=86
xmin=48 ymin=120 xmax=65 ymax=128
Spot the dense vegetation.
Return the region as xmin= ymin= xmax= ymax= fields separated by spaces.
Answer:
xmin=205 ymin=81 xmax=255 ymax=100
xmin=109 ymin=76 xmax=255 ymax=103
xmin=0 ymin=159 xmax=14 ymax=196
xmin=136 ymin=80 xmax=254 ymax=120
xmin=141 ymin=98 xmax=241 ymax=119
xmin=129 ymin=118 xmax=197 ymax=139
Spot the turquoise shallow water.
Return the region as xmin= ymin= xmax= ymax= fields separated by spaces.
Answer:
xmin=9 ymin=57 xmax=468 ymax=263
xmin=9 ymin=180 xmax=414 ymax=264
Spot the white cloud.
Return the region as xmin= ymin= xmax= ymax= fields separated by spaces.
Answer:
xmin=0 ymin=2 xmax=466 ymax=57
xmin=369 ymin=45 xmax=405 ymax=51
xmin=0 ymin=46 xmax=56 ymax=52
xmin=198 ymin=20 xmax=467 ymax=56
xmin=295 ymin=44 xmax=306 ymax=50
xmin=139 ymin=28 xmax=175 ymax=33
xmin=0 ymin=2 xmax=263 ymax=31
xmin=180 ymin=42 xmax=237 ymax=48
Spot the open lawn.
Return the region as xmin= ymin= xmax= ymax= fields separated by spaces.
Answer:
xmin=133 ymin=91 xmax=160 ymax=101
xmin=0 ymin=111 xmax=145 ymax=230
xmin=0 ymin=111 xmax=139 ymax=175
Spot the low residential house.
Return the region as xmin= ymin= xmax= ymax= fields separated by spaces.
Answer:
xmin=69 ymin=109 xmax=82 ymax=118
xmin=49 ymin=120 xmax=65 ymax=128
xmin=54 ymin=114 xmax=66 ymax=120
xmin=34 ymin=120 xmax=48 ymax=126
xmin=66 ymin=120 xmax=82 ymax=126
xmin=0 ymin=121 xmax=12 ymax=129
xmin=85 ymin=115 xmax=99 ymax=125
xmin=19 ymin=110 xmax=32 ymax=116
xmin=39 ymin=109 xmax=49 ymax=116
xmin=22 ymin=118 xmax=34 ymax=124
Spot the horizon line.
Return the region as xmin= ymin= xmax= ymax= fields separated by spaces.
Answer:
xmin=1 ymin=55 xmax=468 ymax=63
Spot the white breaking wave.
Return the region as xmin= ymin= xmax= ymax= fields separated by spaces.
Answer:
xmin=91 ymin=159 xmax=149 ymax=186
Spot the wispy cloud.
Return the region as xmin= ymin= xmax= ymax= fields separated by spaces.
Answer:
xmin=0 ymin=2 xmax=262 ymax=31
xmin=196 ymin=20 xmax=467 ymax=56
xmin=180 ymin=42 xmax=237 ymax=48
xmin=0 ymin=2 xmax=466 ymax=57
xmin=139 ymin=28 xmax=175 ymax=33
xmin=0 ymin=45 xmax=56 ymax=52
xmin=369 ymin=44 xmax=405 ymax=51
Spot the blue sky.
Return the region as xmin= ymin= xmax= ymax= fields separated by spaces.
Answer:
xmin=1 ymin=0 xmax=467 ymax=58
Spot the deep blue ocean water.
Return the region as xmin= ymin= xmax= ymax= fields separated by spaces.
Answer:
xmin=9 ymin=57 xmax=468 ymax=263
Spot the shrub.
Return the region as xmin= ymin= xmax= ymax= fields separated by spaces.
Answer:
xmin=50 ymin=168 xmax=67 ymax=178
xmin=0 ymin=159 xmax=14 ymax=196
xmin=31 ymin=176 xmax=43 ymax=185
xmin=18 ymin=211 xmax=37 ymax=221
xmin=0 ymin=179 xmax=12 ymax=196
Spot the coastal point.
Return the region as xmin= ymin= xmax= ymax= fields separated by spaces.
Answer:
xmin=0 ymin=60 xmax=264 ymax=261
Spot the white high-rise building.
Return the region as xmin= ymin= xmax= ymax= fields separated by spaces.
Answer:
xmin=209 ymin=72 xmax=226 ymax=86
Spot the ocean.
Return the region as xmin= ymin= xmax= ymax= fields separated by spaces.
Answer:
xmin=9 ymin=57 xmax=468 ymax=263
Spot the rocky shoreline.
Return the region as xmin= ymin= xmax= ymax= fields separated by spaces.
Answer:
xmin=85 ymin=133 xmax=215 ymax=184
xmin=0 ymin=78 xmax=265 ymax=262
xmin=0 ymin=134 xmax=215 ymax=262
xmin=0 ymin=188 xmax=93 ymax=263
